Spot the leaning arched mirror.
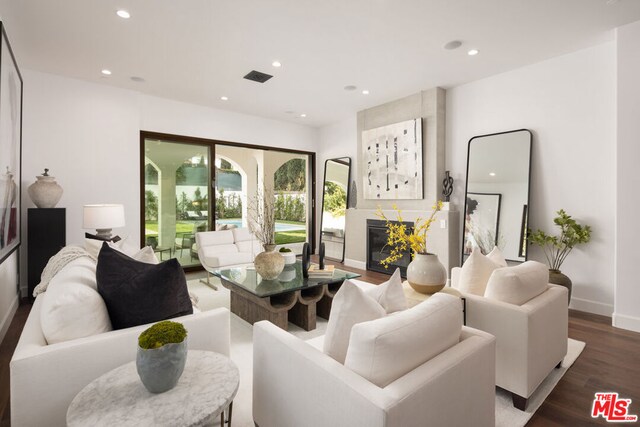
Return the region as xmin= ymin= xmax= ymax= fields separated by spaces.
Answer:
xmin=462 ymin=129 xmax=532 ymax=263
xmin=319 ymin=157 xmax=351 ymax=262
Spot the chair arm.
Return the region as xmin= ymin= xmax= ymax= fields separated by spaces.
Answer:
xmin=11 ymin=307 xmax=230 ymax=427
xmin=253 ymin=322 xmax=496 ymax=427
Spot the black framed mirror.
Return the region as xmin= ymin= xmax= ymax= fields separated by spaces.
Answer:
xmin=319 ymin=157 xmax=351 ymax=262
xmin=462 ymin=129 xmax=532 ymax=264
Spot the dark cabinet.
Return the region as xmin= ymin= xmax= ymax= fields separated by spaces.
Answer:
xmin=28 ymin=208 xmax=66 ymax=298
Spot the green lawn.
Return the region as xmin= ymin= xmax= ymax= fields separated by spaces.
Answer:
xmin=275 ymin=229 xmax=307 ymax=244
xmin=145 ymin=221 xmax=200 ymax=235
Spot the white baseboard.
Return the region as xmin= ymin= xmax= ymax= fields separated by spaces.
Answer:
xmin=569 ymin=297 xmax=613 ymax=317
xmin=0 ymin=294 xmax=19 ymax=344
xmin=344 ymin=258 xmax=367 ymax=271
xmin=612 ymin=313 xmax=640 ymax=333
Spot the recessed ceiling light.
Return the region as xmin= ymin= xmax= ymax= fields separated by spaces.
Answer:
xmin=362 ymin=90 xmax=370 ymax=95
xmin=344 ymin=85 xmax=357 ymax=91
xmin=444 ymin=40 xmax=462 ymax=50
xmin=101 ymin=69 xmax=112 ymax=76
xmin=468 ymin=49 xmax=479 ymax=56
xmin=220 ymin=96 xmax=229 ymax=101
xmin=272 ymin=61 xmax=282 ymax=68
xmin=116 ymin=10 xmax=130 ymax=19
xmin=489 ymin=172 xmax=496 ymax=176
xmin=300 ymin=113 xmax=307 ymax=118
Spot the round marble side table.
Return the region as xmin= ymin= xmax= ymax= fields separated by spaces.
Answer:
xmin=67 ymin=350 xmax=239 ymax=427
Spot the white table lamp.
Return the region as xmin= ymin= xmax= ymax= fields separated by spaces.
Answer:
xmin=83 ymin=204 xmax=125 ymax=239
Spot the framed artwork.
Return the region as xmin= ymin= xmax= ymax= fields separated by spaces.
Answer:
xmin=362 ymin=118 xmax=423 ymax=199
xmin=0 ymin=23 xmax=22 ymax=265
xmin=464 ymin=192 xmax=501 ymax=255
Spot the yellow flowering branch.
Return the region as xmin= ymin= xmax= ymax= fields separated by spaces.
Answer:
xmin=375 ymin=201 xmax=444 ymax=268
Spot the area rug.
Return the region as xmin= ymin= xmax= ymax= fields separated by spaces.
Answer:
xmin=187 ymin=279 xmax=586 ymax=427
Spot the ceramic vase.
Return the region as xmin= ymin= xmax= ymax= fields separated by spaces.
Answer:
xmin=407 ymin=253 xmax=447 ymax=294
xmin=27 ymin=169 xmax=63 ymax=208
xmin=136 ymin=339 xmax=187 ymax=393
xmin=549 ymin=269 xmax=572 ymax=304
xmin=254 ymin=244 xmax=285 ymax=280
xmin=281 ymin=251 xmax=296 ymax=265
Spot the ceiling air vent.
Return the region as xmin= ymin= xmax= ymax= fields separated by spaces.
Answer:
xmin=243 ymin=70 xmax=273 ymax=83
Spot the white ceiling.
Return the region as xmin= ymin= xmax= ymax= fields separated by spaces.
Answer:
xmin=1 ymin=0 xmax=639 ymax=128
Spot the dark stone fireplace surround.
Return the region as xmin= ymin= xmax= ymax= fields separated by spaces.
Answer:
xmin=366 ymin=219 xmax=413 ymax=277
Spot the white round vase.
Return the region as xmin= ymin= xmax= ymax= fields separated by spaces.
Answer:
xmin=254 ymin=244 xmax=285 ymax=280
xmin=407 ymin=253 xmax=447 ymax=294
xmin=28 ymin=169 xmax=63 ymax=208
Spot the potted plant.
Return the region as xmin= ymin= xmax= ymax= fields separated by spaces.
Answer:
xmin=279 ymin=247 xmax=296 ymax=265
xmin=248 ymin=187 xmax=285 ymax=279
xmin=376 ymin=201 xmax=445 ymax=294
xmin=136 ymin=320 xmax=188 ymax=393
xmin=528 ymin=209 xmax=592 ymax=303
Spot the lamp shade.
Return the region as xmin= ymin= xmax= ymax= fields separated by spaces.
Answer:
xmin=83 ymin=204 xmax=125 ymax=229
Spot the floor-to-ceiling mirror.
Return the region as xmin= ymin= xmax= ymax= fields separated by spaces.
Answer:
xmin=319 ymin=157 xmax=350 ymax=262
xmin=462 ymin=129 xmax=532 ymax=263
xmin=140 ymin=132 xmax=315 ymax=269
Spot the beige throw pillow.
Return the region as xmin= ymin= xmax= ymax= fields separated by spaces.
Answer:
xmin=484 ymin=261 xmax=549 ymax=305
xmin=363 ymin=268 xmax=407 ymax=313
xmin=344 ymin=293 xmax=463 ymax=387
xmin=487 ymin=246 xmax=508 ymax=267
xmin=323 ymin=280 xmax=386 ymax=364
xmin=458 ymin=247 xmax=501 ymax=295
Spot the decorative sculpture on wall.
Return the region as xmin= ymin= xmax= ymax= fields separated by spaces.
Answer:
xmin=442 ymin=170 xmax=454 ymax=202
xmin=348 ymin=180 xmax=357 ymax=209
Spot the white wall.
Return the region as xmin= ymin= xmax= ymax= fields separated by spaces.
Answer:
xmin=447 ymin=42 xmax=616 ymax=316
xmin=19 ymin=69 xmax=318 ymax=295
xmin=615 ymin=20 xmax=640 ymax=332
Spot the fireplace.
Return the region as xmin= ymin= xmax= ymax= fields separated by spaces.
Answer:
xmin=366 ymin=219 xmax=413 ymax=277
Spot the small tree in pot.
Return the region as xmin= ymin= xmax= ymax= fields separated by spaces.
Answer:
xmin=137 ymin=321 xmax=188 ymax=393
xmin=528 ymin=209 xmax=591 ymax=303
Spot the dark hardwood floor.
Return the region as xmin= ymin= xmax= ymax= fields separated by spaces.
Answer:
xmin=1 ymin=262 xmax=638 ymax=426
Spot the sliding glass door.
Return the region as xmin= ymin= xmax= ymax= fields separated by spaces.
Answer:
xmin=141 ymin=132 xmax=315 ymax=269
xmin=143 ymin=138 xmax=211 ymax=267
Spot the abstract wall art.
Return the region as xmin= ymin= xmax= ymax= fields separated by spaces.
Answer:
xmin=362 ymin=118 xmax=423 ymax=200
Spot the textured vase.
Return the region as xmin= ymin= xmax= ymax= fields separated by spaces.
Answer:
xmin=254 ymin=244 xmax=285 ymax=280
xmin=407 ymin=253 xmax=447 ymax=294
xmin=136 ymin=339 xmax=187 ymax=393
xmin=27 ymin=169 xmax=63 ymax=208
xmin=549 ymin=269 xmax=572 ymax=304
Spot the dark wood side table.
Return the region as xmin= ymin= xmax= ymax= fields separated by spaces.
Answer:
xmin=28 ymin=208 xmax=66 ymax=298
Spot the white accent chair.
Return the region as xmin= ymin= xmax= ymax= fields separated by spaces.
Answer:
xmin=253 ymin=320 xmax=496 ymax=427
xmin=450 ymin=266 xmax=568 ymax=410
xmin=195 ymin=228 xmax=261 ymax=288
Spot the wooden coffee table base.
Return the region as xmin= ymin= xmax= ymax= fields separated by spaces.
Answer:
xmin=221 ymin=279 xmax=341 ymax=331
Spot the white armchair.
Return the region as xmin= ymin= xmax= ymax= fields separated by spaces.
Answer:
xmin=451 ymin=266 xmax=568 ymax=410
xmin=253 ymin=321 xmax=496 ymax=427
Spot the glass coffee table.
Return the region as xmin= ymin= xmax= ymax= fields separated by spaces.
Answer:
xmin=213 ymin=261 xmax=360 ymax=331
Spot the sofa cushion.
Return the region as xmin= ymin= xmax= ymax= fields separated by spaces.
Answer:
xmin=96 ymin=243 xmax=193 ymax=330
xmin=363 ymin=268 xmax=407 ymax=314
xmin=344 ymin=293 xmax=462 ymax=388
xmin=40 ymin=257 xmax=112 ymax=344
xmin=197 ymin=230 xmax=235 ymax=246
xmin=235 ymin=240 xmax=261 ymax=257
xmin=458 ymin=247 xmax=501 ymax=296
xmin=487 ymin=246 xmax=508 ymax=267
xmin=484 ymin=261 xmax=549 ymax=305
xmin=202 ymin=251 xmax=252 ymax=268
xmin=232 ymin=227 xmax=255 ymax=242
xmin=323 ymin=280 xmax=386 ymax=364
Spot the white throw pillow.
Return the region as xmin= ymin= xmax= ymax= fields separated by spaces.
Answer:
xmin=323 ymin=280 xmax=386 ymax=364
xmin=363 ymin=268 xmax=407 ymax=313
xmin=484 ymin=261 xmax=549 ymax=305
xmin=344 ymin=293 xmax=463 ymax=388
xmin=458 ymin=247 xmax=501 ymax=295
xmin=40 ymin=258 xmax=112 ymax=344
xmin=487 ymin=246 xmax=508 ymax=267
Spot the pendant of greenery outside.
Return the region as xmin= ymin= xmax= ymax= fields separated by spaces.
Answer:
xmin=376 ymin=201 xmax=447 ymax=294
xmin=136 ymin=321 xmax=188 ymax=393
xmin=527 ymin=209 xmax=592 ymax=303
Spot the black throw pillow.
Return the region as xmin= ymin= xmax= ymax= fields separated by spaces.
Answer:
xmin=96 ymin=242 xmax=193 ymax=330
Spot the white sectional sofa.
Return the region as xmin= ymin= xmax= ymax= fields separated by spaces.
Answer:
xmin=196 ymin=228 xmax=261 ymax=271
xmin=10 ymin=258 xmax=231 ymax=427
